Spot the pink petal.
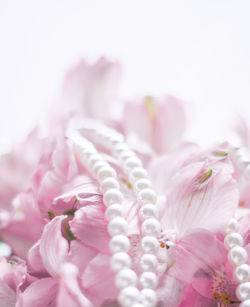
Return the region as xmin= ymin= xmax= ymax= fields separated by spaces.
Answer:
xmin=1 ymin=224 xmax=34 ymax=260
xmin=51 ymin=57 xmax=121 ymax=122
xmin=82 ymin=253 xmax=118 ymax=302
xmin=1 ymin=191 xmax=45 ymax=259
xmin=172 ymin=229 xmax=227 ymax=298
xmin=51 ymin=175 xmax=101 ymax=215
xmin=0 ymin=257 xmax=35 ymax=306
xmin=148 ymin=142 xmax=199 ymax=195
xmin=123 ymin=95 xmax=186 ymax=154
xmin=0 ymin=279 xmax=16 ymax=307
xmin=39 ymin=216 xmax=69 ymax=276
xmin=160 ymin=158 xmax=238 ymax=236
xmin=36 ymin=140 xmax=78 ymax=211
xmin=66 ymin=240 xmax=97 ymax=274
xmin=16 ymin=277 xmax=58 ymax=307
xmin=177 ymin=284 xmax=214 ymax=307
xmin=0 ymin=128 xmax=44 ymax=212
xmin=57 ymin=263 xmax=92 ymax=307
xmin=27 ymin=241 xmax=47 ymax=275
xmin=70 ymin=205 xmax=110 ymax=254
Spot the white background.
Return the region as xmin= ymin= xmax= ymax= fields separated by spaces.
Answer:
xmin=1 ymin=0 xmax=250 ymax=152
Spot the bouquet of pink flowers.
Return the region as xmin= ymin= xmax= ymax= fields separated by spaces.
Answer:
xmin=1 ymin=58 xmax=250 ymax=307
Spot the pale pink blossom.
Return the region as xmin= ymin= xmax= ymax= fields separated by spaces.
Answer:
xmin=172 ymin=230 xmax=240 ymax=306
xmin=0 ymin=256 xmax=35 ymax=307
xmin=50 ymin=57 xmax=121 ymax=124
xmin=122 ymin=95 xmax=186 ymax=154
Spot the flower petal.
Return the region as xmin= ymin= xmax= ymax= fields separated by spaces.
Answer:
xmin=39 ymin=216 xmax=69 ymax=277
xmin=57 ymin=263 xmax=92 ymax=307
xmin=123 ymin=95 xmax=186 ymax=154
xmin=0 ymin=279 xmax=16 ymax=307
xmin=82 ymin=253 xmax=118 ymax=302
xmin=66 ymin=240 xmax=97 ymax=274
xmin=161 ymin=158 xmax=238 ymax=236
xmin=70 ymin=205 xmax=110 ymax=254
xmin=16 ymin=277 xmax=58 ymax=307
xmin=28 ymin=241 xmax=47 ymax=275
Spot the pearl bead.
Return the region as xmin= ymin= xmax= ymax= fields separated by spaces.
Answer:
xmin=112 ymin=131 xmax=124 ymax=143
xmin=111 ymin=252 xmax=132 ymax=272
xmin=113 ymin=143 xmax=129 ymax=157
xmin=109 ymin=235 xmax=130 ymax=253
xmin=226 ymin=218 xmax=239 ymax=234
xmin=139 ymin=205 xmax=158 ymax=221
xmin=240 ymin=300 xmax=250 ymax=307
xmin=228 ymin=246 xmax=248 ymax=266
xmin=133 ymin=179 xmax=152 ymax=195
xmin=131 ymin=304 xmax=144 ymax=307
xmin=141 ymin=288 xmax=157 ymax=307
xmin=115 ymin=268 xmax=138 ymax=289
xmin=234 ymin=264 xmax=250 ymax=283
xmin=140 ymin=254 xmax=157 ymax=271
xmin=124 ymin=157 xmax=142 ymax=173
xmin=119 ymin=150 xmax=136 ymax=162
xmin=141 ymin=236 xmax=159 ymax=253
xmin=236 ymin=282 xmax=250 ymax=301
xmin=81 ymin=148 xmax=97 ymax=161
xmin=105 ymin=204 xmax=124 ymax=221
xmin=97 ymin=166 xmax=117 ymax=181
xmin=110 ymin=138 xmax=123 ymax=147
xmin=92 ymin=161 xmax=109 ymax=175
xmin=100 ymin=177 xmax=120 ymax=193
xmin=129 ymin=167 xmax=148 ymax=183
xmin=141 ymin=218 xmax=161 ymax=237
xmin=118 ymin=287 xmax=140 ymax=307
xmin=108 ymin=217 xmax=128 ymax=236
xmin=137 ymin=189 xmax=157 ymax=206
xmin=87 ymin=153 xmax=103 ymax=168
xmin=103 ymin=189 xmax=123 ymax=207
xmin=140 ymin=272 xmax=158 ymax=289
xmin=224 ymin=232 xmax=244 ymax=249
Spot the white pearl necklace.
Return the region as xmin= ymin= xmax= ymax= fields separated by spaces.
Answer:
xmin=225 ymin=144 xmax=250 ymax=306
xmin=69 ymin=128 xmax=250 ymax=306
xmin=224 ymin=218 xmax=250 ymax=306
xmin=68 ymin=128 xmax=160 ymax=307
xmin=230 ymin=145 xmax=250 ymax=181
xmin=81 ymin=125 xmax=161 ymax=305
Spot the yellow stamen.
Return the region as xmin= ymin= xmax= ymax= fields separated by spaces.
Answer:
xmin=239 ymin=201 xmax=245 ymax=207
xmin=160 ymin=242 xmax=165 ymax=248
xmin=121 ymin=178 xmax=132 ymax=189
xmin=145 ymin=96 xmax=156 ymax=121
xmin=213 ymin=151 xmax=228 ymax=157
xmin=199 ymin=169 xmax=213 ymax=183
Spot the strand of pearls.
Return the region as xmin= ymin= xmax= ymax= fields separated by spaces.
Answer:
xmin=224 ymin=218 xmax=250 ymax=306
xmin=79 ymin=124 xmax=160 ymax=307
xmin=229 ymin=145 xmax=250 ymax=181
xmin=68 ymin=131 xmax=140 ymax=306
xmin=228 ymin=144 xmax=250 ymax=305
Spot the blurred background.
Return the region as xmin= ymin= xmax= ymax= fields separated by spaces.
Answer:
xmin=1 ymin=0 xmax=250 ymax=152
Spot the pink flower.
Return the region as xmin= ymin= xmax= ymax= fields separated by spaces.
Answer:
xmin=18 ymin=216 xmax=93 ymax=307
xmin=0 ymin=128 xmax=44 ymax=217
xmin=122 ymin=95 xmax=186 ymax=154
xmin=17 ymin=263 xmax=92 ymax=307
xmin=0 ymin=256 xmax=35 ymax=307
xmin=172 ymin=230 xmax=240 ymax=307
xmin=154 ymin=150 xmax=238 ymax=240
xmin=1 ymin=56 xmax=249 ymax=307
xmin=0 ymin=135 xmax=102 ymax=258
xmin=50 ymin=57 xmax=121 ymax=124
